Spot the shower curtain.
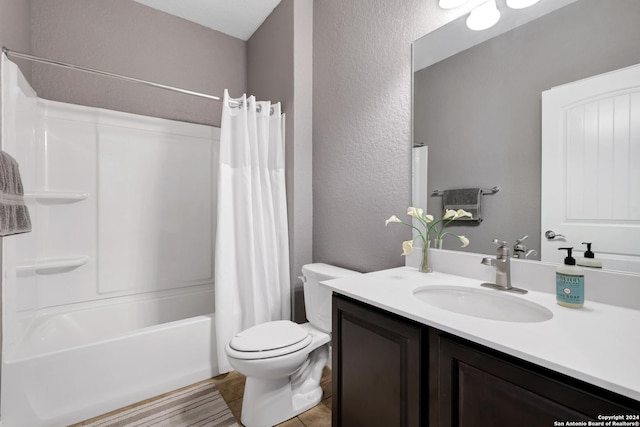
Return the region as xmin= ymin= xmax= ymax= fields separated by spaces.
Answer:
xmin=215 ymin=90 xmax=290 ymax=373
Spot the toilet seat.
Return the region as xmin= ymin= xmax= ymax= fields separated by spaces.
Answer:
xmin=227 ymin=320 xmax=312 ymax=360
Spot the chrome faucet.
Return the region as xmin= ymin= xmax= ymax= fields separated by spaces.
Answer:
xmin=512 ymin=235 xmax=537 ymax=260
xmin=480 ymin=239 xmax=527 ymax=294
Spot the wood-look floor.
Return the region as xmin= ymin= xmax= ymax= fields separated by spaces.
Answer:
xmin=76 ymin=368 xmax=331 ymax=426
xmin=212 ymin=368 xmax=332 ymax=427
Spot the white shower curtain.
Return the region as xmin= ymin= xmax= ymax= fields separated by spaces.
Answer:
xmin=215 ymin=90 xmax=291 ymax=373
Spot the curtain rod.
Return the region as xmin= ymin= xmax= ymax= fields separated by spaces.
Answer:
xmin=2 ymin=47 xmax=227 ymax=103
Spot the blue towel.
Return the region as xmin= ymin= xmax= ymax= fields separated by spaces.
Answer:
xmin=0 ymin=150 xmax=32 ymax=236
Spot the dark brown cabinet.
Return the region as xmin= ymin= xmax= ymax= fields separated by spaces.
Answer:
xmin=433 ymin=331 xmax=639 ymax=426
xmin=332 ymin=294 xmax=425 ymax=427
xmin=333 ymin=294 xmax=640 ymax=427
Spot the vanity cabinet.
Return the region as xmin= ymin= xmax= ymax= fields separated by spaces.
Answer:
xmin=332 ymin=294 xmax=640 ymax=427
xmin=433 ymin=331 xmax=638 ymax=426
xmin=332 ymin=294 xmax=425 ymax=426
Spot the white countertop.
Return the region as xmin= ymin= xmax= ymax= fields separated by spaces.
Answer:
xmin=322 ymin=266 xmax=640 ymax=402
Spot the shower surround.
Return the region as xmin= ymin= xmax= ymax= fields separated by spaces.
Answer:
xmin=1 ymin=57 xmax=220 ymax=426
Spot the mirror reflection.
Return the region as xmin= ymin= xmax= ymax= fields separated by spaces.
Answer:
xmin=412 ymin=0 xmax=640 ymax=273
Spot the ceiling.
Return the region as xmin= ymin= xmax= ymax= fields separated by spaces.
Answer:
xmin=413 ymin=0 xmax=579 ymax=71
xmin=132 ymin=0 xmax=282 ymax=41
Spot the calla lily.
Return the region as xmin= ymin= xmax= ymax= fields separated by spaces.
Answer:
xmin=385 ymin=215 xmax=402 ymax=226
xmin=455 ymin=209 xmax=473 ymax=220
xmin=443 ymin=209 xmax=457 ymax=220
xmin=407 ymin=207 xmax=424 ymax=219
xmin=385 ymin=207 xmax=471 ymax=268
xmin=401 ymin=240 xmax=414 ymax=256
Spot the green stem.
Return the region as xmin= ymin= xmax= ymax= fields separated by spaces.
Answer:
xmin=438 ymin=231 xmax=458 ymax=240
xmin=412 ymin=214 xmax=430 ymax=229
xmin=397 ymin=220 xmax=428 ymax=243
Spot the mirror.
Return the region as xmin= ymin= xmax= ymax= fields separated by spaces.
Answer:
xmin=412 ymin=0 xmax=640 ymax=273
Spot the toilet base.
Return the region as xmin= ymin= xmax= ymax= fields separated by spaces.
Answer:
xmin=240 ymin=378 xmax=323 ymax=427
xmin=240 ymin=345 xmax=329 ymax=427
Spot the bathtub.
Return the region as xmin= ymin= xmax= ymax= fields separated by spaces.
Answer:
xmin=1 ymin=57 xmax=221 ymax=427
xmin=1 ymin=286 xmax=218 ymax=427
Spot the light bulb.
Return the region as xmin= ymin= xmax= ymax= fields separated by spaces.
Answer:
xmin=439 ymin=0 xmax=469 ymax=9
xmin=506 ymin=0 xmax=540 ymax=9
xmin=466 ymin=0 xmax=501 ymax=31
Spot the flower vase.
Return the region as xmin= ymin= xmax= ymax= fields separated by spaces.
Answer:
xmin=420 ymin=240 xmax=433 ymax=273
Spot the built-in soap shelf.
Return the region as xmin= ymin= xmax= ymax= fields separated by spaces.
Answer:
xmin=16 ymin=256 xmax=89 ymax=274
xmin=24 ymin=191 xmax=89 ymax=204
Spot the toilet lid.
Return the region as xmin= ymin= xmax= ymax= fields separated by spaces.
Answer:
xmin=229 ymin=320 xmax=310 ymax=352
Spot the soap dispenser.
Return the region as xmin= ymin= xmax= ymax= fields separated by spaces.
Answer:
xmin=576 ymin=242 xmax=602 ymax=269
xmin=556 ymin=247 xmax=584 ymax=308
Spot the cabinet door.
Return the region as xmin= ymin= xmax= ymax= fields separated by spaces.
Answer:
xmin=332 ymin=295 xmax=424 ymax=427
xmin=435 ymin=334 xmax=640 ymax=426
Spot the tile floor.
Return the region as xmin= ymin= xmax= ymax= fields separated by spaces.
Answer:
xmin=212 ymin=368 xmax=332 ymax=427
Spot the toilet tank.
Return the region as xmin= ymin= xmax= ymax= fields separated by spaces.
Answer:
xmin=301 ymin=263 xmax=361 ymax=333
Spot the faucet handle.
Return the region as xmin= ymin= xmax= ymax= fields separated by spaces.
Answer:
xmin=492 ymin=239 xmax=510 ymax=257
xmin=515 ymin=235 xmax=528 ymax=244
xmin=492 ymin=239 xmax=508 ymax=247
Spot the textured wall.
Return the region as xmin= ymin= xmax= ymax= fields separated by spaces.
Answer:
xmin=415 ymin=0 xmax=640 ymax=256
xmin=0 ymin=0 xmax=32 ymax=80
xmin=30 ymin=0 xmax=246 ymax=127
xmin=290 ymin=0 xmax=313 ymax=310
xmin=247 ymin=0 xmax=313 ymax=322
xmin=313 ymin=0 xmax=484 ymax=272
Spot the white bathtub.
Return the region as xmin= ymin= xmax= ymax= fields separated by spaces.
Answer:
xmin=1 ymin=286 xmax=218 ymax=427
xmin=1 ymin=57 xmax=222 ymax=427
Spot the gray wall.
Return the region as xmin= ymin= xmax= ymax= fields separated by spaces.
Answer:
xmin=414 ymin=0 xmax=640 ymax=255
xmin=30 ymin=0 xmax=246 ymax=127
xmin=247 ymin=0 xmax=313 ymax=322
xmin=312 ymin=0 xmax=480 ymax=272
xmin=0 ymin=0 xmax=31 ymax=81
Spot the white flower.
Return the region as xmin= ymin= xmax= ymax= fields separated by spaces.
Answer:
xmin=443 ymin=209 xmax=458 ymax=220
xmin=385 ymin=215 xmax=402 ymax=226
xmin=407 ymin=207 xmax=424 ymax=219
xmin=385 ymin=207 xmax=471 ymax=262
xmin=401 ymin=240 xmax=414 ymax=256
xmin=454 ymin=209 xmax=473 ymax=220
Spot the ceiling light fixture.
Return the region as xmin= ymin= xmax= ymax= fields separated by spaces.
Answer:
xmin=466 ymin=0 xmax=501 ymax=31
xmin=506 ymin=0 xmax=540 ymax=9
xmin=438 ymin=0 xmax=469 ymax=9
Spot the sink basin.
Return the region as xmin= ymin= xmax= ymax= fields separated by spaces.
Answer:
xmin=413 ymin=286 xmax=553 ymax=323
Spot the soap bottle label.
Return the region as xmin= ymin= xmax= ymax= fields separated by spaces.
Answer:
xmin=556 ymin=273 xmax=584 ymax=305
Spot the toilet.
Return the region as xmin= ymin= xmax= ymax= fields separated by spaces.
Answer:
xmin=225 ymin=263 xmax=361 ymax=427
